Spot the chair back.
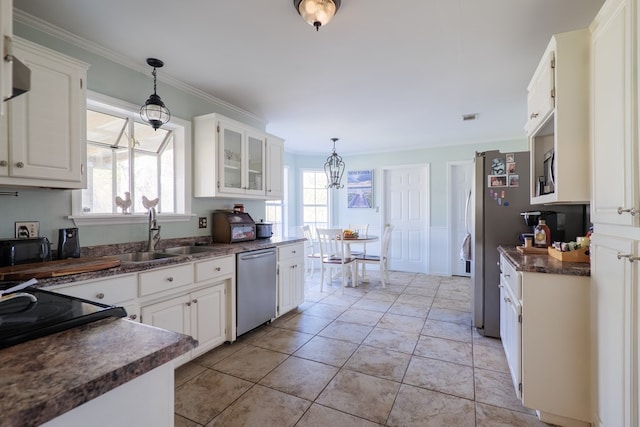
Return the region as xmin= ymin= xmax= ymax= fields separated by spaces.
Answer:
xmin=348 ymin=224 xmax=369 ymax=237
xmin=301 ymin=225 xmax=314 ymax=249
xmin=380 ymin=224 xmax=394 ymax=260
xmin=316 ymin=228 xmax=346 ymax=261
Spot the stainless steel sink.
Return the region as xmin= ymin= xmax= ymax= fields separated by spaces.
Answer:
xmin=111 ymin=251 xmax=180 ymax=263
xmin=160 ymin=246 xmax=219 ymax=255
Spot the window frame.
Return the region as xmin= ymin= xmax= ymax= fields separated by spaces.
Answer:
xmin=265 ymin=166 xmax=288 ymax=238
xmin=70 ymin=91 xmax=192 ymax=226
xmin=300 ymin=168 xmax=331 ymax=233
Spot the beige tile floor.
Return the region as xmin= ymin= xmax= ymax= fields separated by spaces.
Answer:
xmin=174 ymin=270 xmax=553 ymax=427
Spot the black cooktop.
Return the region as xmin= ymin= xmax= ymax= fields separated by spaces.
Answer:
xmin=0 ymin=284 xmax=127 ymax=349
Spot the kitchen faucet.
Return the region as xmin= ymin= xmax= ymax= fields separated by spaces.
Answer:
xmin=147 ymin=207 xmax=161 ymax=252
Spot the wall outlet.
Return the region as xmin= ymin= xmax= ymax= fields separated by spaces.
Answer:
xmin=15 ymin=221 xmax=39 ymax=239
xmin=198 ymin=217 xmax=208 ymax=229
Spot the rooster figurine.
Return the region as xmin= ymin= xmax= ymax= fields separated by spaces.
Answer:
xmin=142 ymin=195 xmax=159 ymax=210
xmin=115 ymin=192 xmax=132 ymax=214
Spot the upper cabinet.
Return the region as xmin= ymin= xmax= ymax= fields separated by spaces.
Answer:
xmin=527 ymin=29 xmax=591 ymax=205
xmin=266 ymin=134 xmax=284 ymax=199
xmin=0 ymin=37 xmax=88 ymax=189
xmin=591 ymin=0 xmax=638 ymax=226
xmin=1 ymin=0 xmax=12 ymax=115
xmin=194 ymin=113 xmax=284 ymax=199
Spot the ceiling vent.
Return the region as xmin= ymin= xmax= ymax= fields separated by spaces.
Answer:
xmin=462 ymin=113 xmax=478 ymax=121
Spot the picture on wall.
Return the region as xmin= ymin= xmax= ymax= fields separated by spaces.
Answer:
xmin=347 ymin=170 xmax=373 ymax=208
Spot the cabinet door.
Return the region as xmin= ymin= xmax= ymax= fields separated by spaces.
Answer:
xmin=190 ymin=284 xmax=226 ymax=357
xmin=218 ymin=119 xmax=245 ymax=194
xmin=591 ymin=0 xmax=637 ymax=226
xmin=0 ymin=0 xmax=12 ymax=115
xmin=0 ymin=111 xmax=7 ymax=176
xmin=246 ymin=130 xmax=265 ymax=196
xmin=278 ymin=258 xmax=297 ymax=316
xmin=9 ymin=39 xmax=86 ymax=186
xmin=266 ymin=136 xmax=284 ymax=199
xmin=141 ymin=294 xmax=191 ymax=336
xmin=526 ymin=48 xmax=555 ymax=133
xmin=499 ymin=278 xmax=521 ymax=400
xmin=293 ymin=259 xmax=305 ymax=307
xmin=591 ymin=233 xmax=635 ymax=427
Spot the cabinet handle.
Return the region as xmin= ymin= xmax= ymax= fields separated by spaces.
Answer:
xmin=530 ymin=113 xmax=539 ymax=119
xmin=15 ymin=162 xmax=24 ymax=168
xmin=129 ymin=314 xmax=137 ymax=320
xmin=292 ymin=250 xmax=296 ymax=254
xmin=167 ymin=277 xmax=174 ymax=282
xmin=504 ymin=296 xmax=511 ymax=303
xmin=186 ymin=301 xmax=191 ymax=306
xmin=192 ymin=299 xmax=198 ymax=304
xmin=4 ymin=35 xmax=13 ymax=63
xmin=96 ymin=293 xmax=105 ymax=299
xmin=215 ymin=267 xmax=221 ymax=271
xmin=504 ymin=274 xmax=510 ymax=278
xmin=0 ymin=160 xmax=7 ymax=167
xmin=617 ymin=253 xmax=640 ymax=263
xmin=617 ymin=207 xmax=638 ymax=216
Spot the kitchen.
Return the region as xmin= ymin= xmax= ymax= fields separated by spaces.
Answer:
xmin=0 ymin=0 xmax=637 ymax=426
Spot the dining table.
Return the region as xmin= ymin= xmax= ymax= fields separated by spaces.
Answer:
xmin=342 ymin=234 xmax=379 ymax=283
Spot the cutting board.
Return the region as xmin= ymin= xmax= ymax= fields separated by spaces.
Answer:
xmin=0 ymin=257 xmax=121 ymax=281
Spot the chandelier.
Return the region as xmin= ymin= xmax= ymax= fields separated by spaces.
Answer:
xmin=293 ymin=0 xmax=341 ymax=31
xmin=324 ymin=138 xmax=345 ymax=189
xmin=140 ymin=58 xmax=171 ymax=131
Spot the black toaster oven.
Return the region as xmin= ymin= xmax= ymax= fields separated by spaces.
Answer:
xmin=0 ymin=237 xmax=52 ymax=267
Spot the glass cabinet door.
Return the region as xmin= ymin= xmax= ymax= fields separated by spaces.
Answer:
xmin=219 ymin=121 xmax=244 ymax=193
xmin=246 ymin=131 xmax=265 ymax=194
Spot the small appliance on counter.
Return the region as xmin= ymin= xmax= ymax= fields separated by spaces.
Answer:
xmin=255 ymin=220 xmax=273 ymax=239
xmin=212 ymin=210 xmax=256 ymax=243
xmin=0 ymin=238 xmax=51 ymax=267
xmin=57 ymin=227 xmax=80 ymax=259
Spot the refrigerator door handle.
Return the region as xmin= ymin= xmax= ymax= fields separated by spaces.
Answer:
xmin=464 ymin=189 xmax=472 ymax=233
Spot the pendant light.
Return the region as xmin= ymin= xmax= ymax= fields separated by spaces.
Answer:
xmin=140 ymin=58 xmax=170 ymax=131
xmin=324 ymin=138 xmax=345 ymax=189
xmin=293 ymin=0 xmax=341 ymax=31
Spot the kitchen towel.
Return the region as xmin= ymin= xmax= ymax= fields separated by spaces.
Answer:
xmin=460 ymin=233 xmax=472 ymax=261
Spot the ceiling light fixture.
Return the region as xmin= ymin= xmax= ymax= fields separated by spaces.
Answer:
xmin=140 ymin=58 xmax=170 ymax=131
xmin=293 ymin=0 xmax=341 ymax=31
xmin=324 ymin=138 xmax=345 ymax=189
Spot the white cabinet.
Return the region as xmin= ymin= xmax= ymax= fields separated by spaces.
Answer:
xmin=591 ymin=0 xmax=638 ymax=226
xmin=277 ymin=242 xmax=305 ymax=316
xmin=53 ymin=274 xmax=140 ymax=322
xmin=0 ymin=37 xmax=88 ymax=188
xmin=499 ymin=254 xmax=591 ymax=426
xmin=266 ymin=134 xmax=284 ymax=199
xmin=1 ymin=0 xmax=13 ymax=115
xmin=193 ymin=113 xmax=284 ymax=199
xmin=527 ymin=29 xmax=590 ymax=205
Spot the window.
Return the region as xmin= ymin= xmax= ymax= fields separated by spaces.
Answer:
xmin=72 ymin=92 xmax=190 ymax=224
xmin=302 ymin=169 xmax=329 ymax=233
xmin=265 ymin=167 xmax=288 ymax=238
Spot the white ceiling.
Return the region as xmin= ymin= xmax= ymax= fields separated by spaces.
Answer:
xmin=14 ymin=0 xmax=605 ymax=155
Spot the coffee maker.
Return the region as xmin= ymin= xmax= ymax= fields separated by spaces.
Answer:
xmin=57 ymin=227 xmax=80 ymax=259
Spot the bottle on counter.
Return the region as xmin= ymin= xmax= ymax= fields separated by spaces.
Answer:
xmin=534 ymin=219 xmax=551 ymax=248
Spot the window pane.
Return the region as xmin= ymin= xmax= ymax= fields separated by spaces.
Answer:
xmin=160 ymin=140 xmax=175 ymax=212
xmin=83 ymin=143 xmax=114 ymax=213
xmin=133 ymin=151 xmax=158 ymax=213
xmin=133 ymin=122 xmax=169 ymax=153
xmin=87 ymin=110 xmax=127 ymax=146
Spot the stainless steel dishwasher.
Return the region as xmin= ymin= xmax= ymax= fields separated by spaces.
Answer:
xmin=236 ymin=248 xmax=277 ymax=336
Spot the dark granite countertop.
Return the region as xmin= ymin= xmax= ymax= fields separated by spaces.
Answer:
xmin=0 ymin=318 xmax=196 ymax=427
xmin=29 ymin=236 xmax=306 ymax=288
xmin=498 ymin=245 xmax=591 ymax=277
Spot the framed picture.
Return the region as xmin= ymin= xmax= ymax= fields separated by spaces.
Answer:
xmin=347 ymin=170 xmax=373 ymax=208
xmin=506 ymin=153 xmax=515 ymax=163
xmin=507 ymin=162 xmax=516 ymax=174
xmin=509 ymin=174 xmax=520 ymax=187
xmin=488 ymin=174 xmax=508 ymax=188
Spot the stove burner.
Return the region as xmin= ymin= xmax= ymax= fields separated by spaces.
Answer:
xmin=0 ymin=285 xmax=127 ymax=349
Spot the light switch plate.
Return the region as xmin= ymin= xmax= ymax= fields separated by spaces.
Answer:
xmin=15 ymin=221 xmax=39 ymax=238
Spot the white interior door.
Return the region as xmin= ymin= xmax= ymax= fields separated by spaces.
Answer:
xmin=449 ymin=161 xmax=473 ymax=277
xmin=383 ymin=165 xmax=429 ymax=273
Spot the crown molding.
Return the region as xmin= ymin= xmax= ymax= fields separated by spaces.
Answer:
xmin=13 ymin=9 xmax=267 ymax=127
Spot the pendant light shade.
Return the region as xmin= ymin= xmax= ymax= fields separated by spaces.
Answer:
xmin=140 ymin=58 xmax=170 ymax=131
xmin=324 ymin=138 xmax=345 ymax=189
xmin=293 ymin=0 xmax=341 ymax=31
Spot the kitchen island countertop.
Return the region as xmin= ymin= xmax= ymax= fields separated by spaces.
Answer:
xmin=498 ymin=245 xmax=591 ymax=276
xmin=0 ymin=318 xmax=196 ymax=427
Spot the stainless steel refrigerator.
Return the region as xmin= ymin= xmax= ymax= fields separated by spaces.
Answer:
xmin=471 ymin=150 xmax=540 ymax=338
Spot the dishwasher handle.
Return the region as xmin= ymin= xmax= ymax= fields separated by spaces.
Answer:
xmin=238 ymin=249 xmax=276 ymax=261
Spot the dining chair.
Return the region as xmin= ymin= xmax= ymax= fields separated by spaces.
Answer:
xmin=355 ymin=224 xmax=393 ymax=288
xmin=316 ymin=228 xmax=357 ymax=293
xmin=348 ymin=223 xmax=369 ymax=276
xmin=300 ymin=225 xmax=321 ymax=278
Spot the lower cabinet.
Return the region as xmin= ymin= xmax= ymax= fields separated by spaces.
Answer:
xmin=141 ymin=283 xmax=226 ymax=361
xmin=277 ymin=243 xmax=305 ymax=316
xmin=500 ymin=254 xmax=591 ymax=426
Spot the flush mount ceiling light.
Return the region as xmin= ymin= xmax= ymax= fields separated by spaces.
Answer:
xmin=140 ymin=58 xmax=170 ymax=131
xmin=324 ymin=137 xmax=345 ymax=189
xmin=293 ymin=0 xmax=341 ymax=31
